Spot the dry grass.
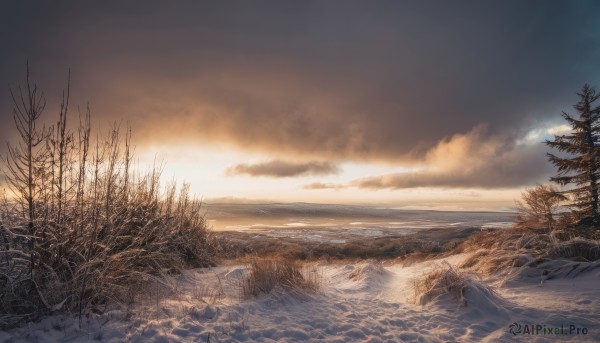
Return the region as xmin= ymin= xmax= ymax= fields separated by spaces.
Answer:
xmin=0 ymin=169 xmax=217 ymax=329
xmin=456 ymin=227 xmax=600 ymax=280
xmin=549 ymin=238 xmax=600 ymax=261
xmin=217 ymin=227 xmax=477 ymax=262
xmin=412 ymin=263 xmax=469 ymax=305
xmin=348 ymin=261 xmax=386 ymax=281
xmin=412 ymin=263 xmax=500 ymax=307
xmin=0 ymin=73 xmax=216 ymax=328
xmin=240 ymin=258 xmax=320 ymax=299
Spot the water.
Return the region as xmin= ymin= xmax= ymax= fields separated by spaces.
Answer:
xmin=203 ymin=203 xmax=516 ymax=235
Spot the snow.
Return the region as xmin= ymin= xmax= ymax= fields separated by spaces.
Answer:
xmin=4 ymin=254 xmax=600 ymax=342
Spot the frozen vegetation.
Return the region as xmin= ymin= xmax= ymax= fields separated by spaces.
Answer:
xmin=4 ymin=247 xmax=599 ymax=342
xmin=2 ymin=69 xmax=600 ymax=343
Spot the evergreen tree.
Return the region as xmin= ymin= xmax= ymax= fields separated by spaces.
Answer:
xmin=546 ymin=84 xmax=600 ymax=223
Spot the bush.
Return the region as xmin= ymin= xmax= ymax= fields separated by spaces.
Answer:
xmin=515 ymin=184 xmax=566 ymax=231
xmin=0 ymin=69 xmax=215 ymax=328
xmin=549 ymin=238 xmax=600 ymax=261
xmin=412 ymin=263 xmax=499 ymax=307
xmin=456 ymin=226 xmax=600 ymax=281
xmin=240 ymin=258 xmax=319 ymax=299
xmin=412 ymin=264 xmax=469 ymax=305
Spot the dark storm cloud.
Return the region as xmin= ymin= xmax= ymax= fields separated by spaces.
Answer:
xmin=227 ymin=160 xmax=340 ymax=178
xmin=1 ymin=1 xmax=599 ymax=182
xmin=348 ymin=143 xmax=550 ymax=189
xmin=304 ymin=126 xmax=554 ymax=189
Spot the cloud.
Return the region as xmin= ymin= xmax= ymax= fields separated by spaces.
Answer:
xmin=302 ymin=182 xmax=345 ymax=190
xmin=348 ymin=126 xmax=553 ymax=189
xmin=204 ymin=196 xmax=275 ymax=204
xmin=1 ymin=1 xmax=599 ymax=165
xmin=546 ymin=124 xmax=571 ymax=135
xmin=226 ymin=160 xmax=340 ymax=178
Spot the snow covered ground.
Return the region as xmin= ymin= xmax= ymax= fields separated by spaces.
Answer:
xmin=3 ymin=254 xmax=599 ymax=342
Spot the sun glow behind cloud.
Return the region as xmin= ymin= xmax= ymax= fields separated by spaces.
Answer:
xmin=133 ymin=139 xmax=524 ymax=210
xmin=2 ymin=2 xmax=598 ymax=211
xmin=517 ymin=123 xmax=572 ymax=146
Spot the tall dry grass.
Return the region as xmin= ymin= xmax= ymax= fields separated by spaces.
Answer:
xmin=240 ymin=258 xmax=320 ymax=300
xmin=456 ymin=228 xmax=600 ymax=280
xmin=412 ymin=263 xmax=499 ymax=306
xmin=0 ymin=72 xmax=215 ymax=328
xmin=412 ymin=264 xmax=469 ymax=305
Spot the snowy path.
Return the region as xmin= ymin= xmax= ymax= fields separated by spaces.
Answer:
xmin=3 ymin=255 xmax=600 ymax=342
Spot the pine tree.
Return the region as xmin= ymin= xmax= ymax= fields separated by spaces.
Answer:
xmin=546 ymin=84 xmax=600 ymax=223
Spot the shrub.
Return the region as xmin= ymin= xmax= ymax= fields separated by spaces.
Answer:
xmin=515 ymin=184 xmax=566 ymax=231
xmin=240 ymin=258 xmax=319 ymax=299
xmin=412 ymin=264 xmax=469 ymax=305
xmin=0 ymin=69 xmax=215 ymax=328
xmin=549 ymin=238 xmax=600 ymax=261
xmin=412 ymin=263 xmax=499 ymax=307
xmin=456 ymin=226 xmax=600 ymax=281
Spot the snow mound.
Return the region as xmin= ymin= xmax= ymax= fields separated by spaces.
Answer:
xmin=343 ymin=264 xmax=354 ymax=271
xmin=6 ymin=260 xmax=600 ymax=342
xmin=457 ymin=280 xmax=510 ymax=321
xmin=240 ymin=258 xmax=319 ymax=300
xmin=549 ymin=238 xmax=600 ymax=261
xmin=224 ymin=267 xmax=245 ymax=280
xmin=348 ymin=262 xmax=386 ymax=281
xmin=414 ymin=264 xmax=507 ymax=310
xmin=511 ymin=259 xmax=600 ymax=282
xmin=413 ymin=264 xmax=512 ymax=332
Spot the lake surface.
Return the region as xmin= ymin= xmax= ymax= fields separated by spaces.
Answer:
xmin=203 ymin=203 xmax=516 ymax=234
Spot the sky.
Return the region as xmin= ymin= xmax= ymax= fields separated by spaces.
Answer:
xmin=1 ymin=1 xmax=600 ymax=210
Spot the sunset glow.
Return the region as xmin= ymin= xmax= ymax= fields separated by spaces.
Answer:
xmin=1 ymin=1 xmax=599 ymax=210
xmin=3 ymin=2 xmax=600 ymax=341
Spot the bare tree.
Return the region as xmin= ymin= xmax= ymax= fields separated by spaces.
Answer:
xmin=54 ymin=70 xmax=72 ymax=225
xmin=1 ymin=65 xmax=215 ymax=328
xmin=4 ymin=62 xmax=49 ymax=278
xmin=516 ymin=184 xmax=567 ymax=231
xmin=76 ymin=105 xmax=91 ymax=220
